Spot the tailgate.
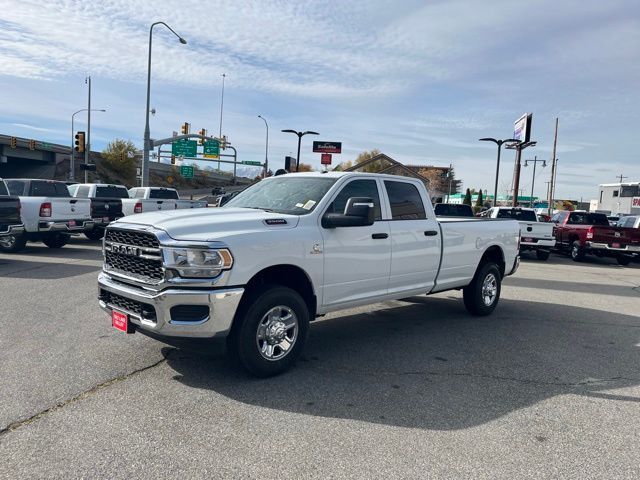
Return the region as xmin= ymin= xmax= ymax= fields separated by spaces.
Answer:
xmin=49 ymin=198 xmax=91 ymax=219
xmin=0 ymin=197 xmax=21 ymax=225
xmin=92 ymin=198 xmax=123 ymax=218
xmin=593 ymin=226 xmax=640 ymax=247
xmin=143 ymin=200 xmax=176 ymax=212
xmin=519 ymin=221 xmax=553 ymax=240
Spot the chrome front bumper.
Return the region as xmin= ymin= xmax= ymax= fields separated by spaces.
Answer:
xmin=586 ymin=242 xmax=640 ymax=253
xmin=39 ymin=219 xmax=95 ymax=232
xmin=98 ymin=272 xmax=244 ymax=338
xmin=0 ymin=224 xmax=24 ymax=236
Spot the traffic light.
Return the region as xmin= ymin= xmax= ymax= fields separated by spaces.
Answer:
xmin=220 ymin=135 xmax=227 ymax=150
xmin=198 ymin=129 xmax=207 ymax=145
xmin=180 ymin=122 xmax=190 ymax=135
xmin=10 ymin=137 xmax=17 ymax=148
xmin=171 ymin=155 xmax=176 ymax=165
xmin=74 ymin=131 xmax=85 ymax=152
xmin=28 ymin=139 xmax=36 ymax=150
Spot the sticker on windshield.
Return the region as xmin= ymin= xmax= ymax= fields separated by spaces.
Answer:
xmin=295 ymin=203 xmax=304 ymax=208
xmin=302 ymin=200 xmax=316 ymax=210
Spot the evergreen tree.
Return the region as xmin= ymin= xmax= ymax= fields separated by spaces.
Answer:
xmin=475 ymin=189 xmax=484 ymax=207
xmin=463 ymin=188 xmax=472 ymax=206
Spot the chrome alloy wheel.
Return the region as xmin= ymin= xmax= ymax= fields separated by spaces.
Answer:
xmin=0 ymin=235 xmax=16 ymax=248
xmin=481 ymin=273 xmax=498 ymax=306
xmin=256 ymin=306 xmax=299 ymax=361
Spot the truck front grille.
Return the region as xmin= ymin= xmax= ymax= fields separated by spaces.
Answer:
xmin=103 ymin=227 xmax=163 ymax=283
xmin=100 ymin=290 xmax=157 ymax=321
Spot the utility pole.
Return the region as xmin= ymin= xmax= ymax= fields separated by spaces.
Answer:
xmin=524 ymin=156 xmax=547 ymax=207
xmin=447 ymin=163 xmax=453 ymax=202
xmin=617 ymin=174 xmax=628 ymax=183
xmin=85 ymin=76 xmax=91 ymax=183
xmin=547 ymin=118 xmax=559 ymax=216
xmin=218 ymin=73 xmax=226 ymax=171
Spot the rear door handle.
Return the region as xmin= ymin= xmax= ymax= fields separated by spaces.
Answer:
xmin=424 ymin=230 xmax=438 ymax=236
xmin=372 ymin=233 xmax=389 ymax=239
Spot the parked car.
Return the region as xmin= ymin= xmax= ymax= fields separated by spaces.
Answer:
xmin=0 ymin=178 xmax=25 ymax=251
xmin=67 ymin=183 xmax=127 ymax=240
xmin=1 ymin=179 xmax=93 ymax=252
xmin=616 ymin=215 xmax=640 ymax=229
xmin=433 ymin=203 xmax=474 ymax=217
xmin=482 ymin=207 xmax=555 ymax=260
xmin=98 ymin=172 xmax=520 ymax=377
xmin=124 ymin=187 xmax=208 ymax=215
xmin=211 ymin=186 xmax=226 ymax=196
xmin=216 ymin=190 xmax=241 ymax=207
xmin=551 ymin=211 xmax=640 ymax=265
xmin=607 ymin=215 xmax=620 ymax=226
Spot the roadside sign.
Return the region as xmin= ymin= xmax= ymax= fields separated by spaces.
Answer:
xmin=242 ymin=161 xmax=262 ymax=166
xmin=632 ymin=197 xmax=640 ymax=207
xmin=313 ymin=141 xmax=342 ymax=154
xmin=321 ymin=153 xmax=332 ymax=165
xmin=172 ymin=139 xmax=197 ymax=157
xmin=180 ymin=165 xmax=194 ymax=178
xmin=203 ymin=140 xmax=220 ymax=159
xmin=513 ymin=113 xmax=532 ymax=143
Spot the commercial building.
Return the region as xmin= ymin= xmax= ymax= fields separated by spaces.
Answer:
xmin=596 ymin=182 xmax=640 ymax=215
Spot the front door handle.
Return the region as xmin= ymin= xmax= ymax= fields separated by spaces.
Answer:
xmin=372 ymin=233 xmax=389 ymax=239
xmin=424 ymin=230 xmax=438 ymax=236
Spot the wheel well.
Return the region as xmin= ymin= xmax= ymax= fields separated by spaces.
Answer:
xmin=479 ymin=246 xmax=506 ymax=278
xmin=243 ymin=264 xmax=317 ymax=318
xmin=568 ymin=235 xmax=579 ymax=244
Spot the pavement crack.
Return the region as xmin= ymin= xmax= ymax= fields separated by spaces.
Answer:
xmin=0 ymin=355 xmax=169 ymax=438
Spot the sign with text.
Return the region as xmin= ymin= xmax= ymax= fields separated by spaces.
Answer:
xmin=242 ymin=161 xmax=262 ymax=166
xmin=203 ymin=140 xmax=220 ymax=159
xmin=171 ymin=139 xmax=197 ymax=157
xmin=632 ymin=197 xmax=640 ymax=208
xmin=313 ymin=141 xmax=342 ymax=154
xmin=320 ymin=153 xmax=332 ymax=165
xmin=513 ymin=113 xmax=532 ymax=143
xmin=180 ymin=165 xmax=194 ymax=178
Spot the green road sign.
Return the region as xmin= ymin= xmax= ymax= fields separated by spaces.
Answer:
xmin=203 ymin=140 xmax=220 ymax=159
xmin=172 ymin=139 xmax=198 ymax=157
xmin=180 ymin=165 xmax=194 ymax=178
xmin=242 ymin=161 xmax=263 ymax=166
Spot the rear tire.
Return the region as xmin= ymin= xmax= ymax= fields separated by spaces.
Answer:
xmin=570 ymin=241 xmax=585 ymax=262
xmin=42 ymin=233 xmax=69 ymax=249
xmin=536 ymin=250 xmax=550 ymax=261
xmin=0 ymin=233 xmax=27 ymax=253
xmin=463 ymin=263 xmax=502 ymax=316
xmin=227 ymin=285 xmax=309 ymax=377
xmin=85 ymin=227 xmax=105 ymax=241
xmin=617 ymin=255 xmax=632 ymax=266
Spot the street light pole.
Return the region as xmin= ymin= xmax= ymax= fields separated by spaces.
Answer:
xmin=258 ymin=115 xmax=269 ymax=177
xmin=524 ymin=156 xmax=547 ymax=207
xmin=142 ymin=22 xmax=187 ymax=187
xmin=71 ymin=108 xmax=106 ymax=182
xmin=85 ymin=76 xmax=91 ymax=183
xmin=479 ymin=137 xmax=519 ymax=206
xmin=281 ymin=129 xmax=319 ymax=171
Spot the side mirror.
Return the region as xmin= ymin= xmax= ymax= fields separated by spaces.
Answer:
xmin=322 ymin=197 xmax=375 ymax=228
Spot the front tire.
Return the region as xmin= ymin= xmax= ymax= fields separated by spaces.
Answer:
xmin=42 ymin=233 xmax=69 ymax=249
xmin=536 ymin=250 xmax=550 ymax=261
xmin=0 ymin=233 xmax=27 ymax=253
xmin=617 ymin=255 xmax=632 ymax=266
xmin=228 ymin=285 xmax=309 ymax=377
xmin=570 ymin=241 xmax=585 ymax=262
xmin=463 ymin=263 xmax=502 ymax=316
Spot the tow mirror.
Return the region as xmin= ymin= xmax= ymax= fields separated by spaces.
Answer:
xmin=322 ymin=197 xmax=375 ymax=228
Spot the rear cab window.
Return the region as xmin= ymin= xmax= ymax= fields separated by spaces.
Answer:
xmin=29 ymin=181 xmax=70 ymax=197
xmin=496 ymin=209 xmax=537 ymax=222
xmin=149 ymin=188 xmax=179 ymax=199
xmin=384 ymin=181 xmax=426 ymax=220
xmin=95 ymin=186 xmax=129 ymax=198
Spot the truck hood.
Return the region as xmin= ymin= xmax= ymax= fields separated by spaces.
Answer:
xmin=113 ymin=207 xmax=300 ymax=241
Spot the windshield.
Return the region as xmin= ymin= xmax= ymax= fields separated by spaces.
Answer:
xmin=496 ymin=209 xmax=537 ymax=221
xmin=225 ymin=176 xmax=337 ymax=215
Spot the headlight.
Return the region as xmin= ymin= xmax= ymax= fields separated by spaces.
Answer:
xmin=162 ymin=247 xmax=233 ymax=278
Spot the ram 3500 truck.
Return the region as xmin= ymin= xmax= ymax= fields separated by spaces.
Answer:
xmin=98 ymin=173 xmax=520 ymax=376
xmin=123 ymin=187 xmax=208 ymax=215
xmin=0 ymin=179 xmax=24 ymax=250
xmin=552 ymin=210 xmax=640 ymax=265
xmin=68 ymin=183 xmax=127 ymax=240
xmin=482 ymin=207 xmax=556 ymax=260
xmin=2 ymin=179 xmax=93 ymax=252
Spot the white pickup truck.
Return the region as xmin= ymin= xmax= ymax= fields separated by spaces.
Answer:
xmin=98 ymin=172 xmax=520 ymax=376
xmin=123 ymin=187 xmax=208 ymax=215
xmin=1 ymin=179 xmax=93 ymax=252
xmin=481 ymin=207 xmax=556 ymax=260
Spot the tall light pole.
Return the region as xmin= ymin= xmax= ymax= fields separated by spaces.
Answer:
xmin=85 ymin=76 xmax=91 ymax=183
xmin=258 ymin=115 xmax=269 ymax=177
xmin=524 ymin=156 xmax=546 ymax=207
xmin=281 ymin=129 xmax=319 ymax=171
xmin=142 ymin=22 xmax=187 ymax=187
xmin=71 ymin=108 xmax=106 ymax=182
xmin=479 ymin=137 xmax=519 ymax=206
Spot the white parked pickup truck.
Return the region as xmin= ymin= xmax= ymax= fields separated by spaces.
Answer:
xmin=2 ymin=179 xmax=93 ymax=252
xmin=98 ymin=172 xmax=520 ymax=376
xmin=481 ymin=207 xmax=556 ymax=260
xmin=123 ymin=187 xmax=208 ymax=215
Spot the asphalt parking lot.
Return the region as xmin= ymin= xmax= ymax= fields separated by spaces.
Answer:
xmin=0 ymin=239 xmax=639 ymax=479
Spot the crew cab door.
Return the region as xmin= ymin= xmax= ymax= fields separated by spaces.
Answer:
xmin=382 ymin=180 xmax=441 ymax=294
xmin=551 ymin=211 xmax=569 ymax=245
xmin=320 ymin=178 xmax=391 ymax=307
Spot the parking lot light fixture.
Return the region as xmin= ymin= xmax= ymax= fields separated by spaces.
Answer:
xmin=281 ymin=129 xmax=319 ymax=171
xmin=479 ymin=137 xmax=520 ymax=206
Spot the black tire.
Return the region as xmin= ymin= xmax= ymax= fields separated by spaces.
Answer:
xmin=227 ymin=285 xmax=309 ymax=377
xmin=536 ymin=250 xmax=550 ymax=261
xmin=42 ymin=233 xmax=70 ymax=249
xmin=0 ymin=233 xmax=27 ymax=253
xmin=463 ymin=263 xmax=502 ymax=316
xmin=617 ymin=255 xmax=632 ymax=266
xmin=570 ymin=241 xmax=585 ymax=262
xmin=85 ymin=227 xmax=105 ymax=241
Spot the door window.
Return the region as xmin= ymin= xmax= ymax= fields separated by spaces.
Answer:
xmin=384 ymin=181 xmax=426 ymax=220
xmin=327 ymin=180 xmax=381 ymax=220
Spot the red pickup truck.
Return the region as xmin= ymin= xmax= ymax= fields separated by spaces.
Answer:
xmin=551 ymin=211 xmax=640 ymax=265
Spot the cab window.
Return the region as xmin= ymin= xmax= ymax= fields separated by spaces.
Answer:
xmin=384 ymin=181 xmax=426 ymax=220
xmin=327 ymin=179 xmax=381 ymax=220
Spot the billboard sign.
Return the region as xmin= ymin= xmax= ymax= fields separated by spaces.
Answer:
xmin=513 ymin=113 xmax=532 ymax=143
xmin=321 ymin=153 xmax=332 ymax=165
xmin=313 ymin=141 xmax=342 ymax=154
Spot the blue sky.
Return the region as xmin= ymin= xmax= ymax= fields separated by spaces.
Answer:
xmin=0 ymin=0 xmax=639 ymax=200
